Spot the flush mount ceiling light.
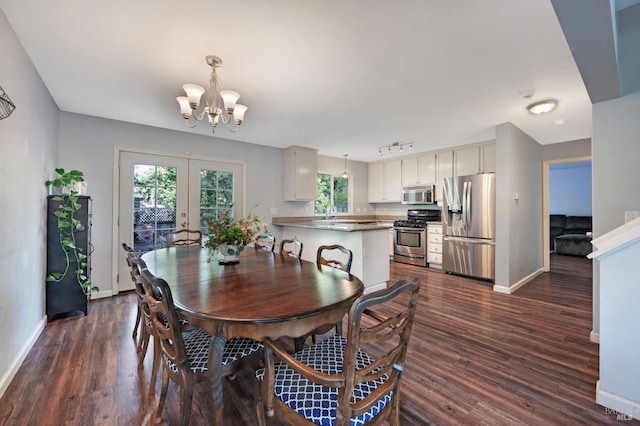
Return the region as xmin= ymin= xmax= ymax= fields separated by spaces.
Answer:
xmin=176 ymin=55 xmax=247 ymax=133
xmin=341 ymin=154 xmax=349 ymax=179
xmin=527 ymin=99 xmax=558 ymax=115
xmin=378 ymin=141 xmax=413 ymax=156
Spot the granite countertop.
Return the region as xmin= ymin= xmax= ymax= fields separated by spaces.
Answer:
xmin=272 ymin=216 xmax=396 ymax=232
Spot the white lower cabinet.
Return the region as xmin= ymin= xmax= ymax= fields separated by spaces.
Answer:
xmin=427 ymin=223 xmax=443 ymax=268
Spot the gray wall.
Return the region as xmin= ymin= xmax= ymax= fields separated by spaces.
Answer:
xmin=592 ymin=89 xmax=640 ymax=413
xmin=0 ymin=10 xmax=59 ymax=396
xmin=542 ymin=138 xmax=591 ymax=161
xmin=494 ymin=122 xmax=543 ymax=291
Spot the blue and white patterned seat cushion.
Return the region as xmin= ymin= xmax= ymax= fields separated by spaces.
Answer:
xmin=164 ymin=328 xmax=263 ymax=374
xmin=256 ymin=335 xmax=392 ymax=426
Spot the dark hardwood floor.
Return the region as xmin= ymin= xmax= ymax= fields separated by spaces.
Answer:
xmin=1 ymin=254 xmax=637 ymax=425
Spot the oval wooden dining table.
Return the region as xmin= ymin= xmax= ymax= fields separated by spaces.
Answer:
xmin=141 ymin=245 xmax=364 ymax=424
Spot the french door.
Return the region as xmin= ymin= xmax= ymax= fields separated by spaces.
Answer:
xmin=117 ymin=151 xmax=244 ymax=291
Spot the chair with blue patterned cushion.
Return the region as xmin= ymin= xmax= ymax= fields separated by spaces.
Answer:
xmin=140 ymin=267 xmax=264 ymax=425
xmin=255 ymin=277 xmax=421 ymax=426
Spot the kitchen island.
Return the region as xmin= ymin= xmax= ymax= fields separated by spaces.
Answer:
xmin=272 ymin=218 xmax=393 ymax=293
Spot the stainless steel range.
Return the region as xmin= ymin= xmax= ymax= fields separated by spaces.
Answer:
xmin=393 ymin=209 xmax=441 ymax=267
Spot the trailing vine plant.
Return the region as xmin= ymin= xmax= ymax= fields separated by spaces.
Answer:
xmin=45 ymin=168 xmax=97 ymax=296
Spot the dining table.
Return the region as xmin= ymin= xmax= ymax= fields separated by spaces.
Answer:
xmin=141 ymin=245 xmax=365 ymax=424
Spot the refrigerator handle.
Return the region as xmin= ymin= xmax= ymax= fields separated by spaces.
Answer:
xmin=465 ymin=180 xmax=472 ymax=230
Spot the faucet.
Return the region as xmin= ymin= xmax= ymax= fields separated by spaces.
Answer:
xmin=325 ymin=204 xmax=336 ymax=219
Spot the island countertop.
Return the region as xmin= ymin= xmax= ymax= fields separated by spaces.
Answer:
xmin=272 ymin=217 xmax=395 ymax=232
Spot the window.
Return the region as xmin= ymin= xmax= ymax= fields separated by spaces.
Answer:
xmin=315 ymin=173 xmax=349 ymax=215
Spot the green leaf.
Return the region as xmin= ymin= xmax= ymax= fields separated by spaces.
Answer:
xmin=46 ymin=272 xmax=62 ymax=281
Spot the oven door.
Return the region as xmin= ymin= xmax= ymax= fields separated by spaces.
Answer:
xmin=393 ymin=227 xmax=427 ymax=266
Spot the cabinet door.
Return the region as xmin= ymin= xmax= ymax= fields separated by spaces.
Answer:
xmin=481 ymin=143 xmax=496 ymax=173
xmin=435 ymin=151 xmax=453 ymax=202
xmin=368 ymin=162 xmax=385 ymax=202
xmin=384 ymin=159 xmax=402 ymax=202
xmin=454 ymin=146 xmax=480 ymax=177
xmin=418 ymin=153 xmax=436 ymax=184
xmin=401 ymin=156 xmax=418 ymax=186
xmin=284 ymin=146 xmax=317 ymax=201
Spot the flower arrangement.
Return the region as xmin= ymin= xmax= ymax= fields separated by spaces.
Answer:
xmin=202 ymin=209 xmax=269 ymax=261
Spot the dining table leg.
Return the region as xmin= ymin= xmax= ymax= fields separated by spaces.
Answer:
xmin=208 ymin=326 xmax=227 ymax=425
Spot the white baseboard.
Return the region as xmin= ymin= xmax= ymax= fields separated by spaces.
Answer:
xmin=596 ymin=380 xmax=638 ymax=421
xmin=590 ymin=330 xmax=600 ymax=344
xmin=493 ymin=268 xmax=543 ymax=294
xmin=0 ymin=315 xmax=46 ymax=399
xmin=90 ymin=289 xmax=114 ymax=300
xmin=364 ymin=282 xmax=388 ymax=294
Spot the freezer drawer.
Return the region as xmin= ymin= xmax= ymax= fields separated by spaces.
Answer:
xmin=443 ymin=237 xmax=495 ymax=280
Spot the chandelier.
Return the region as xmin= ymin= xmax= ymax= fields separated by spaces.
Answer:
xmin=378 ymin=141 xmax=413 ymax=156
xmin=176 ymin=55 xmax=247 ymax=133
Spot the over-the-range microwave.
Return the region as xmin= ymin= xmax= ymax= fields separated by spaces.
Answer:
xmin=401 ymin=184 xmax=435 ymax=205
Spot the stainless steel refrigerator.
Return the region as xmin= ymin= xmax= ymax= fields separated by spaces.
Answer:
xmin=442 ymin=173 xmax=496 ymax=280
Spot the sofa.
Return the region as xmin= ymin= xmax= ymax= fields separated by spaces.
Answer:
xmin=550 ymin=215 xmax=593 ymax=257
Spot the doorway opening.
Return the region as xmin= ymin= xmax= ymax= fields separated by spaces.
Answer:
xmin=542 ymin=156 xmax=592 ymax=271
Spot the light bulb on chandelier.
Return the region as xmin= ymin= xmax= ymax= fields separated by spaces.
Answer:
xmin=176 ymin=55 xmax=247 ymax=133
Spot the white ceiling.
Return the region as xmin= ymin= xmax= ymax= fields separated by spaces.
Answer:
xmin=1 ymin=0 xmax=592 ymax=162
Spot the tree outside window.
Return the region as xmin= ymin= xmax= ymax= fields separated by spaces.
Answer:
xmin=315 ymin=173 xmax=349 ymax=214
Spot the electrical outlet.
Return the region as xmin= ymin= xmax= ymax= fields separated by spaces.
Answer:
xmin=270 ymin=207 xmax=277 ymax=214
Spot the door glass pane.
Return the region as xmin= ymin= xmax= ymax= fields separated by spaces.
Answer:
xmin=133 ymin=164 xmax=177 ymax=252
xmin=199 ymin=170 xmax=234 ymax=234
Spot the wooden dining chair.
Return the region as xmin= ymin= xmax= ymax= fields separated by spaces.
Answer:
xmin=254 ymin=233 xmax=276 ymax=252
xmin=294 ymin=244 xmax=355 ymax=352
xmin=316 ymin=244 xmax=353 ymax=273
xmin=128 ymin=256 xmax=163 ymax=398
xmin=255 ymin=278 xmax=421 ymax=426
xmin=122 ymin=243 xmax=143 ymax=347
xmin=166 ymin=229 xmax=203 ymax=247
xmin=279 ymin=237 xmax=303 ymax=258
xmin=140 ymin=267 xmax=264 ymax=425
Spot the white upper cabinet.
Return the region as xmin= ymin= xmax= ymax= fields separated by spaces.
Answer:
xmin=284 ymin=146 xmax=318 ymax=201
xmin=401 ymin=157 xmax=418 ymax=186
xmin=481 ymin=143 xmax=496 ymax=173
xmin=368 ymin=159 xmax=402 ymax=203
xmin=453 ymin=143 xmax=496 ymax=176
xmin=435 ymin=151 xmax=453 ymax=202
xmin=454 ymin=146 xmax=480 ymax=177
xmin=402 ymin=153 xmax=436 ymax=186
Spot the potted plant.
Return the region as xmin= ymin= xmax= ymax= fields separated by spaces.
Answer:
xmin=203 ymin=207 xmax=269 ymax=264
xmin=45 ymin=168 xmax=97 ymax=296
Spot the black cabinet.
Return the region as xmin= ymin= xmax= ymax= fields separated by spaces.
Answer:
xmin=46 ymin=195 xmax=92 ymax=321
